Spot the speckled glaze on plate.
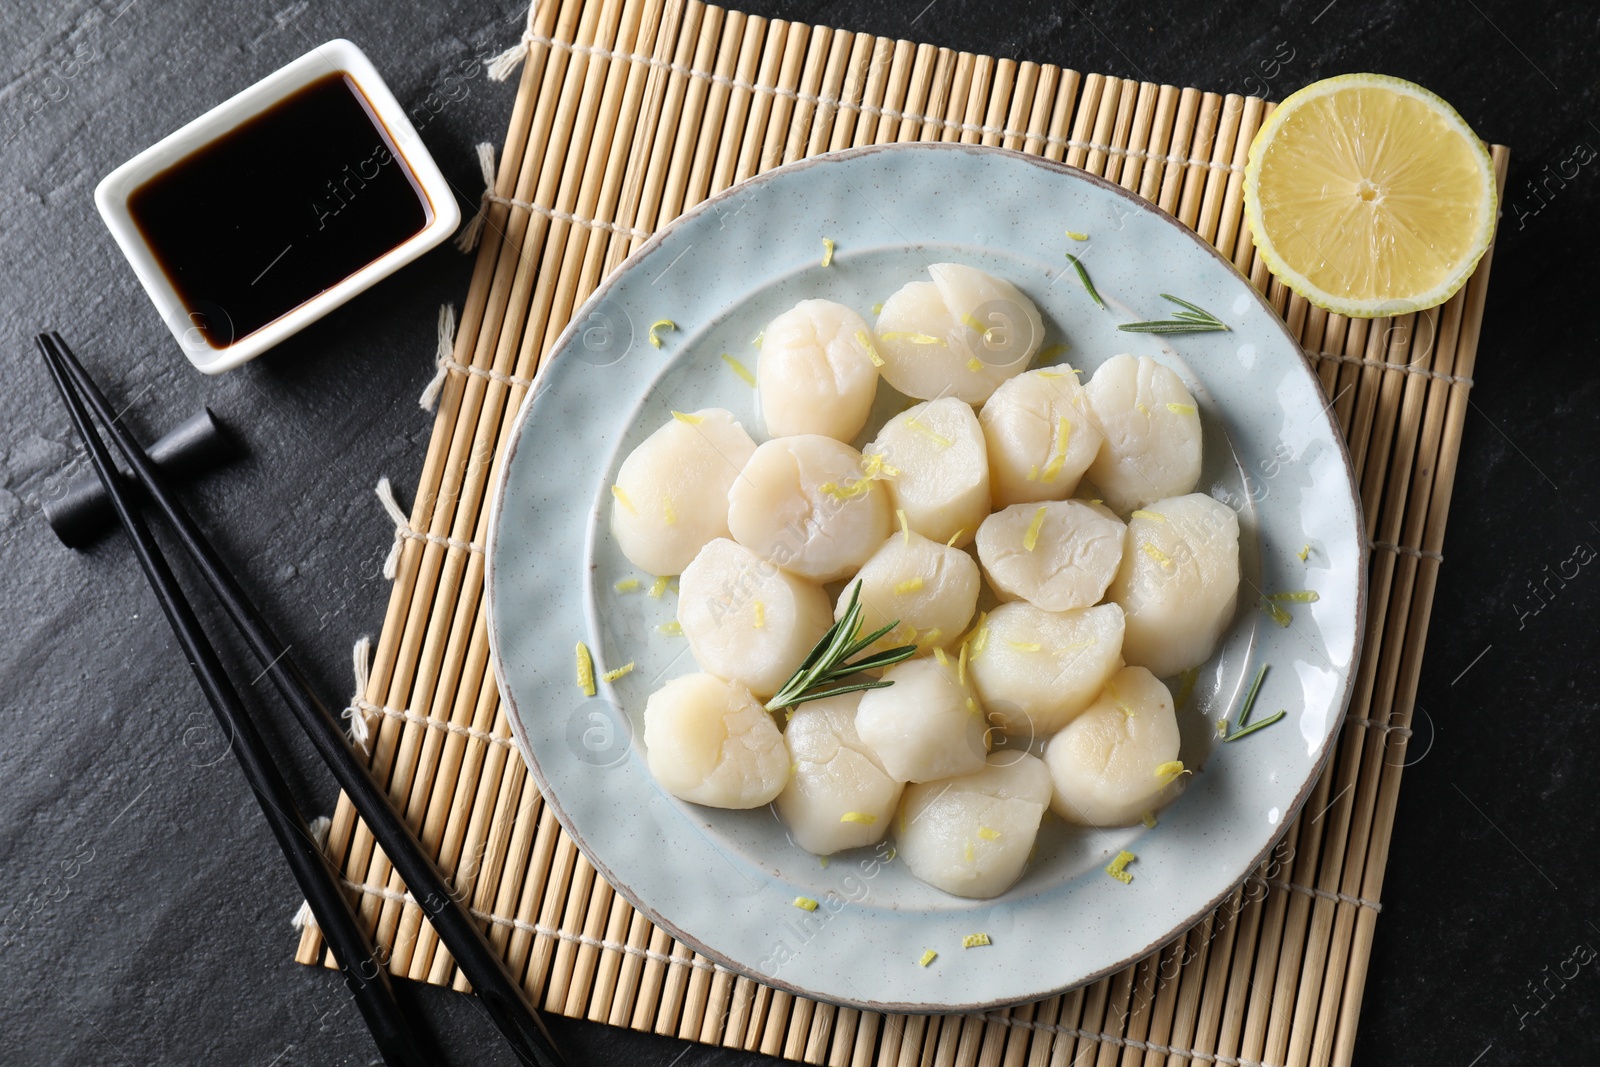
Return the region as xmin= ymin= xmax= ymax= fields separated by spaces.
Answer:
xmin=485 ymin=143 xmax=1366 ymax=1012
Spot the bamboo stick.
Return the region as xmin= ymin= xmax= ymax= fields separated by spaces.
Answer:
xmin=829 ymin=30 xmax=874 ymax=151
xmin=709 ymin=13 xmax=766 ymax=194
xmin=1001 ymin=61 xmax=1037 ymax=152
xmin=874 ymin=41 xmax=916 ymax=145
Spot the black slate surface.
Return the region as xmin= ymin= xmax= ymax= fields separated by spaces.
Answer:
xmin=2 ymin=1 xmax=1596 ymax=1064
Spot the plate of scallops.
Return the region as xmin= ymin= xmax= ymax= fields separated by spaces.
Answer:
xmin=485 ymin=143 xmax=1366 ymax=1011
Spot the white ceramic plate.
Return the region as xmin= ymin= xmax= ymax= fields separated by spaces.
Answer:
xmin=485 ymin=143 xmax=1366 ymax=1012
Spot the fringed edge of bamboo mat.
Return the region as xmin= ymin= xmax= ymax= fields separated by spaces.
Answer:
xmin=291 ymin=1 xmax=1511 ymax=1064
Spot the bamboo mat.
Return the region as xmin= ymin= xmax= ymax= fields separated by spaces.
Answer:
xmin=294 ymin=1 xmax=1510 ymax=1063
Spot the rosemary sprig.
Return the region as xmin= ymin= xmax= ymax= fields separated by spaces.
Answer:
xmin=1117 ymin=294 xmax=1230 ymax=334
xmin=1221 ymin=662 xmax=1286 ymax=742
xmin=765 ymin=581 xmax=918 ymax=711
xmin=1064 ymin=252 xmax=1106 ymax=309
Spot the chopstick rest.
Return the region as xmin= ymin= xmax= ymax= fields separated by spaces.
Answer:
xmin=44 ymin=407 xmax=238 ymax=547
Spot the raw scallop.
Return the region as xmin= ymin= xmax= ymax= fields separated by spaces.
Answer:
xmin=727 ymin=436 xmax=893 ymax=582
xmin=609 ymin=408 xmax=757 ymax=576
xmin=643 ymin=673 xmax=790 ymax=808
xmin=836 ymin=531 xmax=980 ymax=653
xmin=966 ymin=601 xmax=1125 ymax=737
xmin=980 ymin=367 xmax=1105 ymax=505
xmin=975 ymin=500 xmax=1126 ymax=612
xmin=1045 ymin=665 xmax=1182 ymax=827
xmin=855 ymin=658 xmax=987 ymax=784
xmin=896 ymin=753 xmax=1054 ymax=898
xmin=1083 ymin=354 xmax=1202 ymax=515
xmin=1105 ymin=493 xmax=1240 ymax=678
xmin=678 ymin=539 xmax=835 ymax=698
xmin=775 ymin=694 xmax=903 ymax=854
xmin=874 ymin=263 xmax=1044 ymax=403
xmin=863 ymin=397 xmax=989 ymax=548
xmin=758 ymin=299 xmax=880 ymax=441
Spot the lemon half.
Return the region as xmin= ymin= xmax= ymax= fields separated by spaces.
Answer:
xmin=1243 ymin=73 xmax=1497 ymax=318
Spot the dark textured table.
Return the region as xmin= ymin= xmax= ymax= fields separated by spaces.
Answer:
xmin=3 ymin=1 xmax=1596 ymax=1064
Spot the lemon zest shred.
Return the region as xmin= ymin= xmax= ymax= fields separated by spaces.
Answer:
xmin=977 ymin=827 xmax=1002 ymax=841
xmin=1269 ymin=589 xmax=1321 ymax=603
xmin=957 ymin=641 xmax=968 ymax=685
xmin=1298 ymin=543 xmax=1311 ymax=562
xmin=793 ymin=896 xmax=819 ymax=911
xmin=1065 ymin=230 xmax=1089 ymax=241
xmin=1141 ymin=811 xmax=1158 ymax=829
xmin=1136 ymin=402 xmax=1150 ymax=417
xmin=895 ymin=577 xmax=924 ymax=595
xmin=575 ymin=642 xmax=596 ymax=697
xmin=648 ymin=575 xmax=671 ymax=599
xmin=880 ymin=331 xmax=945 ymax=345
xmin=1023 ymin=505 xmax=1048 ymax=551
xmin=1105 ymin=850 xmax=1136 ymax=884
xmin=821 ymin=237 xmax=835 ymax=266
xmin=601 ymin=662 xmax=635 ymax=683
xmin=861 ymin=450 xmax=899 ymax=480
xmin=614 ymin=578 xmax=641 ymax=593
xmin=1131 ymin=509 xmax=1166 ymax=523
xmin=819 ymin=855 xmax=829 ymax=868
xmin=671 ymin=409 xmax=703 ymax=424
xmin=1026 ymin=464 xmax=1039 ymax=482
xmin=1166 ymin=402 xmax=1197 ymax=415
xmin=962 ymin=933 xmax=992 ymax=948
xmin=905 ymin=416 xmax=954 ymax=448
xmin=918 ymin=949 xmax=938 ymax=967
xmin=963 ymin=841 xmax=975 ymax=863
xmin=855 ymin=329 xmax=885 ymax=367
xmin=840 ymin=811 xmax=876 ymax=825
xmin=662 ymin=494 xmax=677 ymax=526
xmin=933 ymin=647 xmax=949 ymax=668
xmin=721 ymin=352 xmax=756 ymax=385
xmin=967 ymin=613 xmax=990 ymax=660
xmin=648 ymin=319 xmax=676 ymax=348
xmin=1141 ymin=542 xmax=1174 ymax=569
xmin=752 ymin=330 xmax=764 ymax=348
xmin=1262 ymin=600 xmax=1293 ymax=627
xmin=966 ymin=696 xmax=980 ymax=716
xmin=1035 ymin=344 xmax=1075 ymax=366
xmin=820 ymin=478 xmax=873 ymax=501
xmin=946 ymin=528 xmax=964 ymax=546
xmin=901 ymin=624 xmax=919 ymax=644
xmin=610 ymin=484 xmax=635 ymax=513
xmin=921 ymin=628 xmax=941 ymax=644
xmin=897 ymin=509 xmax=909 ymax=545
xmin=1154 ymin=760 xmax=1188 ymax=785
xmin=657 ymin=620 xmax=683 ymax=636
xmin=1006 ymin=640 xmax=1042 ymax=652
xmin=753 ymin=600 xmax=765 ymax=629
xmin=1040 ymin=417 xmax=1072 ymax=483
xmin=872 ymin=302 xmax=884 ymax=315
xmin=1216 ymin=717 xmax=1231 ymax=737
xmin=967 ymin=356 xmax=985 ymax=372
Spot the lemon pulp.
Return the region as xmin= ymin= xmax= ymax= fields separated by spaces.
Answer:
xmin=1243 ymin=73 xmax=1497 ymax=318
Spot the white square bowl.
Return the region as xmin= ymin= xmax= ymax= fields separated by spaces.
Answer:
xmin=94 ymin=38 xmax=461 ymax=374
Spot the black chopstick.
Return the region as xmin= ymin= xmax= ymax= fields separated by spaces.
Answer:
xmin=36 ymin=336 xmax=435 ymax=1067
xmin=45 ymin=334 xmax=566 ymax=1067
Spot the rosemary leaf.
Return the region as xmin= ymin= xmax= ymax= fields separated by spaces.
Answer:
xmin=766 ymin=581 xmax=917 ymax=711
xmin=1064 ymin=252 xmax=1106 ymax=309
xmin=1117 ymin=293 xmax=1229 ymax=334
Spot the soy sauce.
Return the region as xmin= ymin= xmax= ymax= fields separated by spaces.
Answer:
xmin=128 ymin=72 xmax=432 ymax=349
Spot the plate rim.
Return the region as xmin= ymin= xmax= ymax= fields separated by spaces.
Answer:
xmin=484 ymin=140 xmax=1370 ymax=1013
